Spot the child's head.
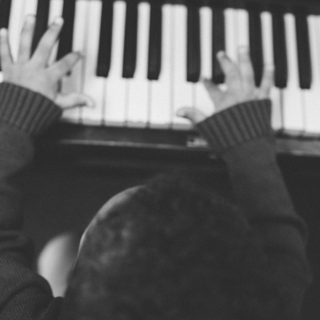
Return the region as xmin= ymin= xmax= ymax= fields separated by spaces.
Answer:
xmin=63 ymin=173 xmax=288 ymax=320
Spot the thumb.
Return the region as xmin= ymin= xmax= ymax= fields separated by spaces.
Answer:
xmin=176 ymin=107 xmax=206 ymax=125
xmin=55 ymin=93 xmax=94 ymax=109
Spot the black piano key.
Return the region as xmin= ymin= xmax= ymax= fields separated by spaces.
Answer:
xmin=187 ymin=3 xmax=201 ymax=82
xmin=57 ymin=0 xmax=76 ymax=60
xmin=0 ymin=0 xmax=12 ymax=70
xmin=32 ymin=0 xmax=51 ymax=54
xmin=271 ymin=8 xmax=288 ymax=89
xmin=96 ymin=0 xmax=114 ymax=77
xmin=0 ymin=0 xmax=12 ymax=29
xmin=248 ymin=6 xmax=264 ymax=86
xmin=147 ymin=0 xmax=162 ymax=80
xmin=295 ymin=10 xmax=312 ymax=89
xmin=122 ymin=0 xmax=138 ymax=78
xmin=211 ymin=5 xmax=225 ymax=84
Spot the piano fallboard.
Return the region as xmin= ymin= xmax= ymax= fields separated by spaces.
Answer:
xmin=41 ymin=123 xmax=320 ymax=159
xmin=168 ymin=0 xmax=320 ymax=13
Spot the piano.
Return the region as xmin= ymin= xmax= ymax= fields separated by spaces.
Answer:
xmin=1 ymin=0 xmax=320 ymax=159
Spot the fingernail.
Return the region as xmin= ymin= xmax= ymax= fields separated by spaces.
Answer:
xmin=75 ymin=51 xmax=84 ymax=59
xmin=26 ymin=15 xmax=36 ymax=23
xmin=77 ymin=51 xmax=85 ymax=58
xmin=78 ymin=102 xmax=88 ymax=108
xmin=202 ymin=77 xmax=211 ymax=84
xmin=217 ymin=51 xmax=226 ymax=59
xmin=87 ymin=102 xmax=94 ymax=108
xmin=176 ymin=110 xmax=185 ymax=117
xmin=238 ymin=46 xmax=249 ymax=54
xmin=85 ymin=98 xmax=95 ymax=108
xmin=54 ymin=17 xmax=64 ymax=26
xmin=79 ymin=101 xmax=93 ymax=108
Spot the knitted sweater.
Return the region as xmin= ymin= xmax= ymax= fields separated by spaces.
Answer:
xmin=0 ymin=82 xmax=311 ymax=320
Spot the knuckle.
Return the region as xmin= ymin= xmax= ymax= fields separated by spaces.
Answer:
xmin=21 ymin=24 xmax=30 ymax=34
xmin=66 ymin=53 xmax=79 ymax=66
xmin=19 ymin=37 xmax=29 ymax=48
xmin=48 ymin=20 xmax=63 ymax=35
xmin=47 ymin=71 xmax=57 ymax=82
xmin=62 ymin=55 xmax=73 ymax=68
xmin=21 ymin=17 xmax=34 ymax=32
xmin=37 ymin=39 xmax=51 ymax=52
xmin=44 ymin=30 xmax=56 ymax=43
xmin=227 ymin=68 xmax=238 ymax=78
xmin=60 ymin=59 xmax=70 ymax=70
xmin=55 ymin=56 xmax=73 ymax=74
xmin=40 ymin=27 xmax=59 ymax=46
xmin=50 ymin=18 xmax=63 ymax=30
xmin=54 ymin=63 xmax=66 ymax=76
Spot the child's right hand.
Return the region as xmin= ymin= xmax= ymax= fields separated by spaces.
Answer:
xmin=0 ymin=15 xmax=93 ymax=109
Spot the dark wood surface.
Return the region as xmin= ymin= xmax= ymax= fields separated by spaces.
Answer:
xmin=40 ymin=123 xmax=320 ymax=163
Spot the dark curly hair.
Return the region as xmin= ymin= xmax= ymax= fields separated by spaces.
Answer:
xmin=62 ymin=173 xmax=288 ymax=320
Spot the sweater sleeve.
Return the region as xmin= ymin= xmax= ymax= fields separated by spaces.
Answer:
xmin=0 ymin=82 xmax=63 ymax=319
xmin=196 ymin=99 xmax=312 ymax=317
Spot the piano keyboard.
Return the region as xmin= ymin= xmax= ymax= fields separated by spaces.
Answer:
xmin=1 ymin=0 xmax=320 ymax=136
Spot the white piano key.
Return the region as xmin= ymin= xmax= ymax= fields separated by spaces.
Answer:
xmin=24 ymin=0 xmax=38 ymax=16
xmin=199 ymin=6 xmax=212 ymax=80
xmin=282 ymin=13 xmax=304 ymax=134
xmin=61 ymin=0 xmax=88 ymax=123
xmin=195 ymin=6 xmax=215 ymax=118
xmin=126 ymin=2 xmax=150 ymax=127
xmin=224 ymin=8 xmax=237 ymax=62
xmin=48 ymin=0 xmax=64 ymax=23
xmin=8 ymin=0 xmax=27 ymax=60
xmin=236 ymin=9 xmax=249 ymax=50
xmin=172 ymin=4 xmax=193 ymax=130
xmin=304 ymin=15 xmax=320 ymax=134
xmin=48 ymin=0 xmax=64 ymax=65
xmin=149 ymin=4 xmax=173 ymax=128
xmin=261 ymin=11 xmax=282 ymax=131
xmin=80 ymin=0 xmax=104 ymax=125
xmin=23 ymin=0 xmax=38 ymax=44
xmin=104 ymin=0 xmax=127 ymax=126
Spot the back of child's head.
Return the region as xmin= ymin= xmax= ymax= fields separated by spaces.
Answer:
xmin=62 ymin=173 xmax=289 ymax=320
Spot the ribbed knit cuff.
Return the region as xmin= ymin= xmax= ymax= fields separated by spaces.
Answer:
xmin=0 ymin=82 xmax=62 ymax=135
xmin=196 ymin=99 xmax=272 ymax=154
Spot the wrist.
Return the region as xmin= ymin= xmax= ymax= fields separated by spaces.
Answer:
xmin=196 ymin=99 xmax=273 ymax=154
xmin=0 ymin=82 xmax=62 ymax=136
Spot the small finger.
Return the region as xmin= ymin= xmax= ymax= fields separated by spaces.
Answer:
xmin=217 ymin=51 xmax=240 ymax=87
xmin=259 ymin=65 xmax=274 ymax=98
xmin=237 ymin=47 xmax=255 ymax=88
xmin=31 ymin=17 xmax=63 ymax=66
xmin=17 ymin=15 xmax=36 ymax=63
xmin=56 ymin=93 xmax=94 ymax=109
xmin=217 ymin=51 xmax=234 ymax=73
xmin=0 ymin=28 xmax=13 ymax=68
xmin=176 ymin=107 xmax=207 ymax=124
xmin=49 ymin=51 xmax=82 ymax=79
